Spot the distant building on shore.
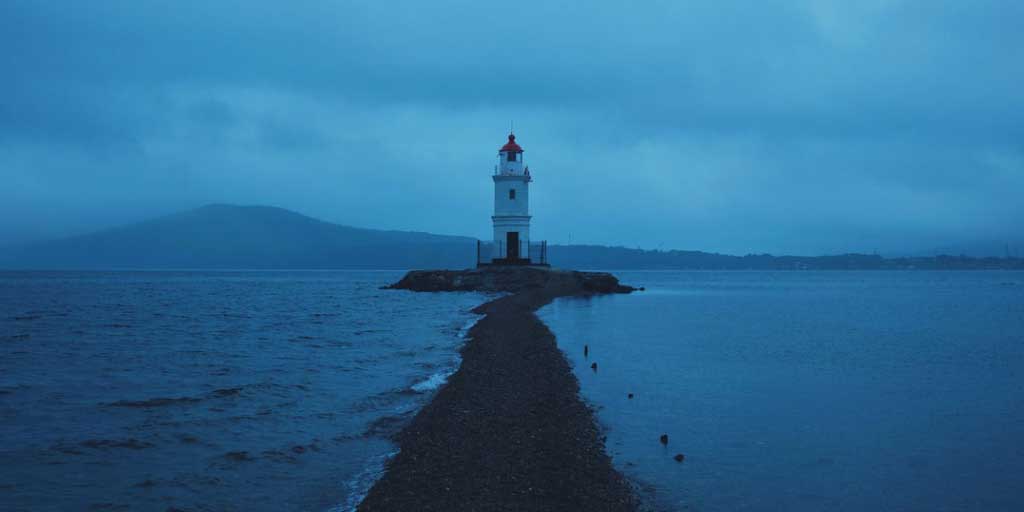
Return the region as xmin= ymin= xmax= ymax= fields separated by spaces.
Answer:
xmin=477 ymin=132 xmax=548 ymax=266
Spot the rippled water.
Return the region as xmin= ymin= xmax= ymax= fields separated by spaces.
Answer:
xmin=540 ymin=271 xmax=1024 ymax=512
xmin=0 ymin=271 xmax=486 ymax=511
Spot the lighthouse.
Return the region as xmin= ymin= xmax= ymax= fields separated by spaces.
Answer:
xmin=478 ymin=132 xmax=547 ymax=266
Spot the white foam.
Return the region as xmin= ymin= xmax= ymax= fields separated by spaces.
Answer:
xmin=410 ymin=366 xmax=457 ymax=392
xmin=332 ymin=449 xmax=399 ymax=512
xmin=457 ymin=313 xmax=483 ymax=339
xmin=334 ymin=312 xmax=485 ymax=510
xmin=410 ymin=314 xmax=482 ymax=393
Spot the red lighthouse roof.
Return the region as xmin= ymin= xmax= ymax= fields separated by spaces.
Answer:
xmin=499 ymin=133 xmax=523 ymax=153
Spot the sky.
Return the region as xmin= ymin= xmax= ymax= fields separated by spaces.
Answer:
xmin=2 ymin=0 xmax=1022 ymax=256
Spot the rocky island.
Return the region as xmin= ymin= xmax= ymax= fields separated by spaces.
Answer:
xmin=358 ymin=266 xmax=639 ymax=511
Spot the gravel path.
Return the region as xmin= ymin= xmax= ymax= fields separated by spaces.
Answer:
xmin=358 ymin=270 xmax=638 ymax=511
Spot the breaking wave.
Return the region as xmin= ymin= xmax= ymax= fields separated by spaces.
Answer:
xmin=410 ymin=367 xmax=456 ymax=393
xmin=409 ymin=314 xmax=481 ymax=393
xmin=334 ymin=450 xmax=399 ymax=512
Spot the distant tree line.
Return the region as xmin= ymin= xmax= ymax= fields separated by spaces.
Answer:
xmin=547 ymin=245 xmax=1024 ymax=270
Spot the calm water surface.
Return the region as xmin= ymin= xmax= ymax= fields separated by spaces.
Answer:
xmin=540 ymin=271 xmax=1024 ymax=512
xmin=0 ymin=271 xmax=486 ymax=511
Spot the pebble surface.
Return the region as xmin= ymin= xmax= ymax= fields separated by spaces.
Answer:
xmin=359 ymin=268 xmax=638 ymax=511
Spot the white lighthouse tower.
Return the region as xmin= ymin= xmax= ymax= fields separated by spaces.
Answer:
xmin=489 ymin=132 xmax=536 ymax=264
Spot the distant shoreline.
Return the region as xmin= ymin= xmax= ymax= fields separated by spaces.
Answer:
xmin=357 ymin=267 xmax=638 ymax=511
xmin=4 ymin=204 xmax=1022 ymax=271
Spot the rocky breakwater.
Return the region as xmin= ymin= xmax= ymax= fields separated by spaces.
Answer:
xmin=359 ymin=266 xmax=638 ymax=511
xmin=386 ymin=266 xmax=634 ymax=295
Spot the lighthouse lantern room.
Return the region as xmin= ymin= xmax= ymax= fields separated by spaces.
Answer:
xmin=477 ymin=133 xmax=548 ymax=266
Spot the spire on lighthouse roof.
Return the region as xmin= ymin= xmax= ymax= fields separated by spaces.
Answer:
xmin=500 ymin=133 xmax=523 ymax=153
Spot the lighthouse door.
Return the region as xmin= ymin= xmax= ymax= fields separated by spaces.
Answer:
xmin=506 ymin=232 xmax=520 ymax=261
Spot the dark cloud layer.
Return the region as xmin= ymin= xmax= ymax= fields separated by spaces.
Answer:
xmin=2 ymin=1 xmax=1021 ymax=255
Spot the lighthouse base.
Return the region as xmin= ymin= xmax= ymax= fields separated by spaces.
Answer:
xmin=478 ymin=259 xmax=550 ymax=268
xmin=476 ymin=240 xmax=549 ymax=267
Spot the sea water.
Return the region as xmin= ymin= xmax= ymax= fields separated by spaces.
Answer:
xmin=539 ymin=271 xmax=1024 ymax=511
xmin=0 ymin=271 xmax=486 ymax=511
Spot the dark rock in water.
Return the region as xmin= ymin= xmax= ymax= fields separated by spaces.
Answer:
xmin=261 ymin=449 xmax=299 ymax=464
xmin=86 ymin=502 xmax=130 ymax=511
xmin=660 ymin=434 xmax=669 ymax=445
xmin=387 ymin=266 xmax=635 ymax=295
xmin=628 ymin=393 xmax=634 ymax=399
xmin=211 ymin=387 xmax=243 ymax=397
xmin=290 ymin=445 xmax=306 ymax=454
xmin=107 ymin=396 xmax=201 ymax=408
xmin=224 ymin=451 xmax=253 ymax=462
xmin=80 ymin=439 xmax=154 ymax=450
xmin=591 ymin=362 xmax=598 ymax=372
xmin=49 ymin=442 xmax=85 ymax=455
xmin=674 ymin=453 xmax=685 ymax=462
xmin=584 ymin=344 xmax=589 ymax=357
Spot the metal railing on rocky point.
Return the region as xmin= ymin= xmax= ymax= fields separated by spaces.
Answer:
xmin=476 ymin=240 xmax=548 ymax=267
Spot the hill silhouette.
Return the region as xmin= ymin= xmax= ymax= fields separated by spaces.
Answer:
xmin=1 ymin=204 xmax=476 ymax=269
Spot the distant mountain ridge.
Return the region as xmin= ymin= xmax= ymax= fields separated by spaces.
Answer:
xmin=2 ymin=204 xmax=1021 ymax=270
xmin=0 ymin=204 xmax=477 ymax=269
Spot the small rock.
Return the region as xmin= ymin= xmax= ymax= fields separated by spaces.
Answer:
xmin=674 ymin=453 xmax=685 ymax=462
xmin=659 ymin=434 xmax=668 ymax=445
xmin=627 ymin=393 xmax=634 ymax=399
xmin=590 ymin=362 xmax=598 ymax=371
xmin=224 ymin=451 xmax=252 ymax=461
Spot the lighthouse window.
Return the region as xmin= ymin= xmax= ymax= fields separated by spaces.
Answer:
xmin=507 ymin=152 xmax=516 ymax=162
xmin=509 ymin=189 xmax=516 ymax=200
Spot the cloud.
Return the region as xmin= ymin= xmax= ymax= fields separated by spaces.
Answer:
xmin=1 ymin=0 xmax=1021 ymax=254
